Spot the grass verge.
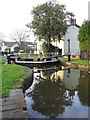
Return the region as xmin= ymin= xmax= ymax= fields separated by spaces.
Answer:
xmin=59 ymin=57 xmax=89 ymax=65
xmin=0 ymin=58 xmax=26 ymax=97
xmin=0 ymin=58 xmax=6 ymax=64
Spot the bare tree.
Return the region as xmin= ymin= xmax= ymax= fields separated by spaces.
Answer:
xmin=0 ymin=33 xmax=5 ymax=50
xmin=10 ymin=29 xmax=31 ymax=46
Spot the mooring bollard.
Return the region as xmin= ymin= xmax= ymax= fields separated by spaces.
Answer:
xmin=7 ymin=54 xmax=11 ymax=64
xmin=68 ymin=53 xmax=71 ymax=61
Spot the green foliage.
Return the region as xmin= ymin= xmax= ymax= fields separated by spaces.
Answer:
xmin=27 ymin=1 xmax=67 ymax=43
xmin=79 ymin=40 xmax=88 ymax=51
xmin=78 ymin=20 xmax=90 ymax=51
xmin=0 ymin=58 xmax=6 ymax=64
xmin=19 ymin=46 xmax=26 ymax=53
xmin=14 ymin=46 xmax=27 ymax=53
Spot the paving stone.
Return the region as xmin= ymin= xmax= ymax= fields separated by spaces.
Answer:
xmin=9 ymin=89 xmax=24 ymax=97
xmin=2 ymin=98 xmax=26 ymax=107
xmin=2 ymin=95 xmax=24 ymax=102
xmin=2 ymin=89 xmax=29 ymax=119
xmin=2 ymin=89 xmax=26 ymax=110
xmin=9 ymin=89 xmax=16 ymax=96
xmin=2 ymin=103 xmax=24 ymax=111
xmin=2 ymin=109 xmax=29 ymax=118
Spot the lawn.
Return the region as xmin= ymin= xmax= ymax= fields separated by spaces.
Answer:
xmin=71 ymin=59 xmax=89 ymax=65
xmin=0 ymin=58 xmax=6 ymax=64
xmin=59 ymin=57 xmax=89 ymax=65
xmin=0 ymin=58 xmax=25 ymax=97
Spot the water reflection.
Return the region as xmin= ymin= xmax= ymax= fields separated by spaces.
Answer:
xmin=63 ymin=68 xmax=80 ymax=101
xmin=25 ymin=67 xmax=89 ymax=118
xmin=22 ymin=74 xmax=33 ymax=93
xmin=77 ymin=70 xmax=90 ymax=106
xmin=32 ymin=76 xmax=65 ymax=118
xmin=32 ymin=74 xmax=73 ymax=118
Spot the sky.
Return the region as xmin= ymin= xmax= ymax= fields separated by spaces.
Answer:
xmin=0 ymin=0 xmax=89 ymax=41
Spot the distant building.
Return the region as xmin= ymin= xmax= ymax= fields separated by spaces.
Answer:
xmin=64 ymin=18 xmax=80 ymax=56
xmin=2 ymin=41 xmax=35 ymax=53
xmin=5 ymin=42 xmax=18 ymax=52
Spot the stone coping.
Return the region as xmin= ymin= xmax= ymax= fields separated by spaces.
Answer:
xmin=1 ymin=89 xmax=29 ymax=119
xmin=61 ymin=61 xmax=90 ymax=70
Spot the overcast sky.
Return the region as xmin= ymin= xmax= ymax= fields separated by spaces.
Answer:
xmin=0 ymin=0 xmax=89 ymax=41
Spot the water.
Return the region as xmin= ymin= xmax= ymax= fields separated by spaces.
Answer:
xmin=24 ymin=66 xmax=90 ymax=119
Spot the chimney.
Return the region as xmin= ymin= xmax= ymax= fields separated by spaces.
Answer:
xmin=69 ymin=18 xmax=76 ymax=25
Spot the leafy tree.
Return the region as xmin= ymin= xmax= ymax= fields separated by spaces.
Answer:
xmin=78 ymin=20 xmax=90 ymax=51
xmin=27 ymin=1 xmax=67 ymax=49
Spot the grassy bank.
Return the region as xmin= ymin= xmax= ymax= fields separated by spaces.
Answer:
xmin=2 ymin=64 xmax=25 ymax=97
xmin=59 ymin=57 xmax=89 ymax=65
xmin=0 ymin=58 xmax=6 ymax=64
xmin=1 ymin=58 xmax=26 ymax=97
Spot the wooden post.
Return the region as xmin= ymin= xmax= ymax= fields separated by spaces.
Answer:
xmin=7 ymin=54 xmax=11 ymax=64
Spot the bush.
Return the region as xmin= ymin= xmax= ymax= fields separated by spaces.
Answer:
xmin=78 ymin=20 xmax=90 ymax=51
xmin=19 ymin=46 xmax=26 ymax=53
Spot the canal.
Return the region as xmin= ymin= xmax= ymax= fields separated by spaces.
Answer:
xmin=23 ymin=66 xmax=90 ymax=119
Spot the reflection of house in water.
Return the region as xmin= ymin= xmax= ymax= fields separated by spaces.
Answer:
xmin=55 ymin=68 xmax=80 ymax=100
xmin=38 ymin=68 xmax=80 ymax=102
xmin=63 ymin=68 xmax=80 ymax=90
xmin=63 ymin=68 xmax=80 ymax=100
xmin=40 ymin=68 xmax=80 ymax=100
